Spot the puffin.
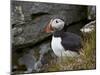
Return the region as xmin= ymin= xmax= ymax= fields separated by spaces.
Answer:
xmin=44 ymin=18 xmax=82 ymax=57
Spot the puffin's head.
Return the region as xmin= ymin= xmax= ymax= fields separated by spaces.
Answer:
xmin=44 ymin=18 xmax=65 ymax=33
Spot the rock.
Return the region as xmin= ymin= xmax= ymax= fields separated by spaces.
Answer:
xmin=34 ymin=60 xmax=43 ymax=72
xmin=12 ymin=27 xmax=23 ymax=37
xmin=18 ymin=50 xmax=36 ymax=72
xmin=16 ymin=42 xmax=51 ymax=73
xmin=88 ymin=6 xmax=96 ymax=20
xmin=39 ymin=42 xmax=51 ymax=55
xmin=11 ymin=5 xmax=25 ymax=25
xmin=11 ymin=1 xmax=87 ymax=24
xmin=11 ymin=1 xmax=88 ymax=48
xmin=33 ymin=42 xmax=51 ymax=72
xmin=80 ymin=20 xmax=96 ymax=33
xmin=14 ymin=37 xmax=25 ymax=45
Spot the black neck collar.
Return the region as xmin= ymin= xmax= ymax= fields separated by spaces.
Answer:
xmin=53 ymin=24 xmax=67 ymax=37
xmin=53 ymin=30 xmax=64 ymax=37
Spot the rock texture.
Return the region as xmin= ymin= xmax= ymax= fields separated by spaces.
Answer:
xmin=88 ymin=6 xmax=96 ymax=20
xmin=80 ymin=20 xmax=96 ymax=33
xmin=11 ymin=1 xmax=88 ymax=48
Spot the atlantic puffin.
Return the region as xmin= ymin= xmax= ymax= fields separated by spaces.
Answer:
xmin=44 ymin=18 xmax=82 ymax=57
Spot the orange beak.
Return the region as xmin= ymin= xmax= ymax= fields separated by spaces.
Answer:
xmin=44 ymin=20 xmax=54 ymax=33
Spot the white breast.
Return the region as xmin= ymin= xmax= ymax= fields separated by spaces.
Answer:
xmin=51 ymin=36 xmax=79 ymax=57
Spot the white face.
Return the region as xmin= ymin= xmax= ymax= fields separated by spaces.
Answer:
xmin=51 ymin=19 xmax=65 ymax=31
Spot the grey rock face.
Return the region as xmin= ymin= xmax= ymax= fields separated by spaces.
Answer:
xmin=18 ymin=50 xmax=36 ymax=72
xmin=80 ymin=20 xmax=96 ymax=33
xmin=17 ymin=42 xmax=51 ymax=73
xmin=88 ymin=6 xmax=96 ymax=20
xmin=39 ymin=42 xmax=51 ymax=55
xmin=11 ymin=1 xmax=88 ymax=47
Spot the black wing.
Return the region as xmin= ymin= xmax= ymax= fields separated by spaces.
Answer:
xmin=61 ymin=32 xmax=82 ymax=52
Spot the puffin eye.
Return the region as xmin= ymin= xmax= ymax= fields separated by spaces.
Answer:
xmin=56 ymin=20 xmax=58 ymax=23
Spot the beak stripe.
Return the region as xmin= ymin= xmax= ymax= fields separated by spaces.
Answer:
xmin=44 ymin=20 xmax=54 ymax=33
